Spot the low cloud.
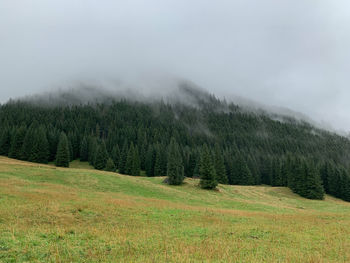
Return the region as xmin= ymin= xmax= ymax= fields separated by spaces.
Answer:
xmin=1 ymin=0 xmax=350 ymax=131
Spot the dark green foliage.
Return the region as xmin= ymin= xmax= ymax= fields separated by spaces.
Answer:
xmin=154 ymin=144 xmax=167 ymax=177
xmin=193 ymin=161 xmax=200 ymax=179
xmin=125 ymin=142 xmax=135 ymax=175
xmin=289 ymin=158 xmax=324 ymax=200
xmin=68 ymin=131 xmax=79 ymax=160
xmin=0 ymin=127 xmax=11 ymax=156
xmin=303 ymin=164 xmax=324 ymax=200
xmin=29 ymin=126 xmax=49 ymax=164
xmin=231 ymin=154 xmax=254 ymax=185
xmin=185 ymin=151 xmax=197 ymax=178
xmin=271 ymin=158 xmax=283 ymax=186
xmin=199 ymin=145 xmax=218 ymax=189
xmin=213 ymin=144 xmax=228 ymax=184
xmin=8 ymin=126 xmax=26 ymax=159
xmin=88 ymin=137 xmax=97 ymax=165
xmin=118 ymin=141 xmax=128 ymax=174
xmin=1 ymin=90 xmax=350 ymax=201
xmin=111 ymin=145 xmax=120 ymax=168
xmin=47 ymin=127 xmax=59 ymax=162
xmin=145 ymin=145 xmax=156 ymax=177
xmin=247 ymin=156 xmax=260 ymax=185
xmin=131 ymin=148 xmax=140 ymax=177
xmin=94 ymin=142 xmax=108 ymax=170
xmin=166 ymin=138 xmax=184 ymax=185
xmin=55 ymin=132 xmax=70 ymax=167
xmin=80 ymin=137 xmax=89 ymax=162
xmin=20 ymin=124 xmax=37 ymax=161
xmin=105 ymin=158 xmax=116 ymax=172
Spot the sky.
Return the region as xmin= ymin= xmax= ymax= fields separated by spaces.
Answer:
xmin=1 ymin=0 xmax=350 ymax=131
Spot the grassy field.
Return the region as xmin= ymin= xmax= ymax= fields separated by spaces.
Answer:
xmin=0 ymin=156 xmax=350 ymax=262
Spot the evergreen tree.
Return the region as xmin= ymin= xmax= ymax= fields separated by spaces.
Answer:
xmin=247 ymin=155 xmax=260 ymax=185
xmin=88 ymin=137 xmax=97 ymax=165
xmin=271 ymin=158 xmax=283 ymax=186
xmin=118 ymin=141 xmax=128 ymax=174
xmin=111 ymin=145 xmax=120 ymax=168
xmin=213 ymin=144 xmax=228 ymax=184
xmin=166 ymin=138 xmax=184 ymax=185
xmin=80 ymin=136 xmax=89 ymax=161
xmin=131 ymin=148 xmax=140 ymax=176
xmin=125 ymin=142 xmax=135 ymax=175
xmin=20 ymin=125 xmax=35 ymax=160
xmin=94 ymin=142 xmax=108 ymax=170
xmin=68 ymin=139 xmax=74 ymax=161
xmin=8 ymin=126 xmax=26 ymax=159
xmin=145 ymin=144 xmax=156 ymax=177
xmin=154 ymin=144 xmax=167 ymax=177
xmin=231 ymin=154 xmax=254 ymax=185
xmin=105 ymin=157 xmax=116 ymax=172
xmin=55 ymin=132 xmax=70 ymax=167
xmin=29 ymin=126 xmax=49 ymax=164
xmin=0 ymin=127 xmax=11 ymax=156
xmin=302 ymin=161 xmax=324 ymax=200
xmin=47 ymin=128 xmax=59 ymax=162
xmin=193 ymin=160 xmax=201 ymax=179
xmin=186 ymin=151 xmax=197 ymax=178
xmin=199 ymin=144 xmax=218 ymax=189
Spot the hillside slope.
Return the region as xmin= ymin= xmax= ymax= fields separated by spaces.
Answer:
xmin=0 ymin=157 xmax=349 ymax=262
xmin=2 ymin=86 xmax=350 ymax=202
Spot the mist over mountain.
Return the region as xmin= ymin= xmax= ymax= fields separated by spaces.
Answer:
xmin=13 ymin=80 xmax=337 ymax=134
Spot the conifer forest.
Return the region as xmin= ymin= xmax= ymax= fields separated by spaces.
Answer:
xmin=1 ymin=87 xmax=350 ymax=202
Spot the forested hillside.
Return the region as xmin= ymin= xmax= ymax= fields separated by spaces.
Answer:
xmin=1 ymin=86 xmax=350 ymax=201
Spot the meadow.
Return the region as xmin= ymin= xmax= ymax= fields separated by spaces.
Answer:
xmin=0 ymin=156 xmax=349 ymax=262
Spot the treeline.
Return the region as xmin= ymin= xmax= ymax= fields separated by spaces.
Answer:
xmin=1 ymin=91 xmax=350 ymax=201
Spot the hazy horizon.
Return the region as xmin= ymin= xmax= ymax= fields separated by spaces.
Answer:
xmin=1 ymin=1 xmax=350 ymax=131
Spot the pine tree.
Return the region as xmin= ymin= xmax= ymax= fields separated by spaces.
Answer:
xmin=231 ymin=153 xmax=254 ymax=185
xmin=166 ymin=138 xmax=184 ymax=185
xmin=88 ymin=137 xmax=98 ymax=166
xmin=247 ymin=155 xmax=260 ymax=185
xmin=105 ymin=158 xmax=116 ymax=172
xmin=68 ymin=139 xmax=74 ymax=161
xmin=80 ymin=136 xmax=89 ymax=161
xmin=29 ymin=126 xmax=49 ymax=164
xmin=301 ymin=161 xmax=324 ymax=200
xmin=154 ymin=144 xmax=167 ymax=177
xmin=131 ymin=148 xmax=140 ymax=176
xmin=213 ymin=145 xmax=228 ymax=184
xmin=0 ymin=127 xmax=11 ymax=156
xmin=94 ymin=142 xmax=108 ymax=170
xmin=55 ymin=132 xmax=70 ymax=167
xmin=186 ymin=151 xmax=197 ymax=178
xmin=111 ymin=145 xmax=120 ymax=168
xmin=47 ymin=128 xmax=59 ymax=162
xmin=118 ymin=141 xmax=128 ymax=174
xmin=193 ymin=160 xmax=201 ymax=179
xmin=68 ymin=131 xmax=79 ymax=160
xmin=260 ymin=156 xmax=272 ymax=185
xmin=154 ymin=146 xmax=163 ymax=177
xmin=8 ymin=126 xmax=26 ymax=159
xmin=125 ymin=142 xmax=135 ymax=175
xmin=271 ymin=158 xmax=283 ymax=186
xmin=20 ymin=125 xmax=35 ymax=160
xmin=145 ymin=144 xmax=156 ymax=177
xmin=199 ymin=145 xmax=218 ymax=189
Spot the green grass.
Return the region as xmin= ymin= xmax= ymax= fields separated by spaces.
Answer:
xmin=0 ymin=156 xmax=350 ymax=262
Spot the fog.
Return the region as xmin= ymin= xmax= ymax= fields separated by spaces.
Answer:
xmin=1 ymin=1 xmax=350 ymax=131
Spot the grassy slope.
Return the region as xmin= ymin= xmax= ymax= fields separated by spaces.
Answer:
xmin=0 ymin=157 xmax=349 ymax=263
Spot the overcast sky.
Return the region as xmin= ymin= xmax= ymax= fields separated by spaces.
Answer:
xmin=1 ymin=1 xmax=350 ymax=131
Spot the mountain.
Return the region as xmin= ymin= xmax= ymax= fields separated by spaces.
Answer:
xmin=1 ymin=83 xmax=350 ymax=201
